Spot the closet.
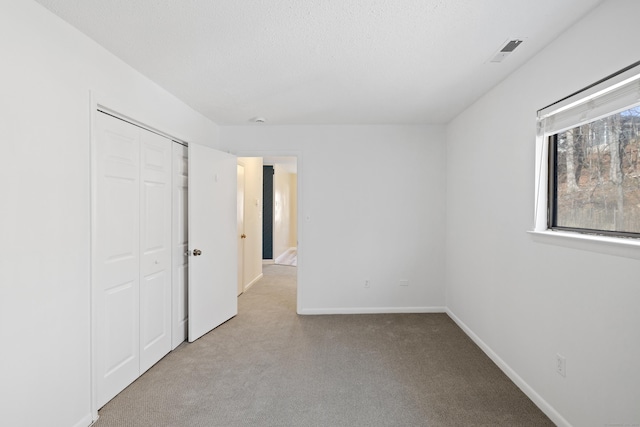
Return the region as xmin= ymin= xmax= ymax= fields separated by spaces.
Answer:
xmin=92 ymin=109 xmax=237 ymax=410
xmin=93 ymin=111 xmax=176 ymax=408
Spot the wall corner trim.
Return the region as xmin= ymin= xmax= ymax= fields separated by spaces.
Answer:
xmin=445 ymin=308 xmax=572 ymax=427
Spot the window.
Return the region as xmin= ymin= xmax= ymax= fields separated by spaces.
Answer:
xmin=550 ymin=107 xmax=640 ymax=235
xmin=535 ymin=61 xmax=640 ymax=238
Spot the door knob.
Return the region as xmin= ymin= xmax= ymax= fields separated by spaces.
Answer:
xmin=241 ymin=234 xmax=246 ymax=239
xmin=193 ymin=249 xmax=202 ymax=256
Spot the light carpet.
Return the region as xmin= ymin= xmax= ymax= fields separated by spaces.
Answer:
xmin=94 ymin=265 xmax=553 ymax=426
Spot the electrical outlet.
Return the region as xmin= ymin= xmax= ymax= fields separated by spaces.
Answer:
xmin=364 ymin=280 xmax=370 ymax=289
xmin=556 ymin=354 xmax=566 ymax=377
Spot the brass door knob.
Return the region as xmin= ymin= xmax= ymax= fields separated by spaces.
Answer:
xmin=241 ymin=234 xmax=246 ymax=239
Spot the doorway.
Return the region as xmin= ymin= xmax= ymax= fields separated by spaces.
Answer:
xmin=236 ymin=155 xmax=300 ymax=308
xmin=264 ymin=158 xmax=297 ymax=267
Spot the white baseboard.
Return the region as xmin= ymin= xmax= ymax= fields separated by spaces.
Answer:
xmin=73 ymin=413 xmax=94 ymax=427
xmin=243 ymin=273 xmax=263 ymax=292
xmin=298 ymin=306 xmax=446 ymax=315
xmin=445 ymin=308 xmax=571 ymax=427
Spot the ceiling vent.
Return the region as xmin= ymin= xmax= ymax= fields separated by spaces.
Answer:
xmin=490 ymin=39 xmax=523 ymax=63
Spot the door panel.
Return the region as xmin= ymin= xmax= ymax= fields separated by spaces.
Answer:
xmin=104 ymin=280 xmax=137 ymax=376
xmin=139 ymin=130 xmax=172 ymax=373
xmin=188 ymin=144 xmax=238 ymax=342
xmin=141 ymin=271 xmax=168 ymax=346
xmin=94 ymin=113 xmax=140 ymax=408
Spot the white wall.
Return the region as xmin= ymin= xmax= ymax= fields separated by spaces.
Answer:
xmin=238 ymin=157 xmax=263 ymax=289
xmin=272 ymin=165 xmax=296 ymax=260
xmin=221 ymin=125 xmax=446 ymax=314
xmin=445 ymin=1 xmax=640 ymax=425
xmin=0 ymin=2 xmax=219 ymax=426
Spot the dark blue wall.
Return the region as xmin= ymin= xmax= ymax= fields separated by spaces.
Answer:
xmin=262 ymin=165 xmax=274 ymax=259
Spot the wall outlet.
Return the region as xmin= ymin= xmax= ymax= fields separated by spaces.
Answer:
xmin=399 ymin=280 xmax=409 ymax=287
xmin=556 ymin=354 xmax=566 ymax=377
xmin=364 ymin=280 xmax=370 ymax=289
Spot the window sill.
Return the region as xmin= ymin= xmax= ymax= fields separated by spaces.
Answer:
xmin=527 ymin=230 xmax=640 ymax=260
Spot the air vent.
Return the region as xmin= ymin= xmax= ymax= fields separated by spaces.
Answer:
xmin=490 ymin=39 xmax=523 ymax=63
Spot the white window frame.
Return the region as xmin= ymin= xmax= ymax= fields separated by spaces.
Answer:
xmin=530 ymin=61 xmax=640 ymax=260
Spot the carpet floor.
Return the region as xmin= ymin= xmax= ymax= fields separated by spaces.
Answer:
xmin=94 ymin=265 xmax=553 ymax=427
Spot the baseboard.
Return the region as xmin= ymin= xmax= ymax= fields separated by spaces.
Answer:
xmin=73 ymin=413 xmax=94 ymax=427
xmin=262 ymin=259 xmax=274 ymax=265
xmin=298 ymin=306 xmax=446 ymax=315
xmin=243 ymin=273 xmax=263 ymax=292
xmin=445 ymin=308 xmax=571 ymax=427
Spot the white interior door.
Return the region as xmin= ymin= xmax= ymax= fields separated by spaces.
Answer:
xmin=237 ymin=164 xmax=245 ymax=296
xmin=94 ymin=113 xmax=141 ymax=408
xmin=171 ymin=143 xmax=189 ymax=349
xmin=139 ymin=130 xmax=172 ymax=373
xmin=188 ymin=144 xmax=238 ymax=342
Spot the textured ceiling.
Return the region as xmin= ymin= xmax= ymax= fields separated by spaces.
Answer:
xmin=34 ymin=0 xmax=603 ymax=125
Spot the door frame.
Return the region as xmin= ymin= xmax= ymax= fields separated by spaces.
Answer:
xmin=232 ymin=150 xmax=303 ymax=314
xmin=237 ymin=162 xmax=245 ymax=295
xmin=89 ymin=91 xmax=191 ymax=420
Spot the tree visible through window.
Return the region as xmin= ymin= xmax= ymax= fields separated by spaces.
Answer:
xmin=551 ymin=107 xmax=640 ymax=235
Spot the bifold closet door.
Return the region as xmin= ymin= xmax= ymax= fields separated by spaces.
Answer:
xmin=94 ymin=113 xmax=140 ymax=408
xmin=94 ymin=112 xmax=171 ymax=408
xmin=139 ymin=128 xmax=172 ymax=374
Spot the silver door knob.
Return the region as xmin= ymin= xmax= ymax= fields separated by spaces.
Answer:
xmin=193 ymin=249 xmax=202 ymax=256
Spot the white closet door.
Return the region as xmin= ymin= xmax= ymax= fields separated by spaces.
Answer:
xmin=94 ymin=113 xmax=141 ymax=408
xmin=172 ymin=143 xmax=189 ymax=349
xmin=139 ymin=130 xmax=172 ymax=373
xmin=188 ymin=144 xmax=238 ymax=342
xmin=94 ymin=111 xmax=172 ymax=408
